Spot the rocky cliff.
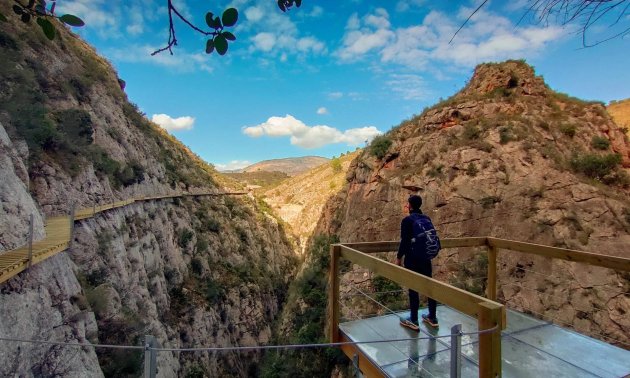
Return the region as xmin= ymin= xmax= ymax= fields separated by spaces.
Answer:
xmin=0 ymin=7 xmax=297 ymax=377
xmin=316 ymin=60 xmax=630 ymax=347
xmin=264 ymin=151 xmax=360 ymax=253
xmin=609 ymin=98 xmax=630 ymax=136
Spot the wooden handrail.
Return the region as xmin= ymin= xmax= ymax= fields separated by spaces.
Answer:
xmin=342 ymin=237 xmax=488 ymax=254
xmin=331 ymin=236 xmax=630 ymax=377
xmin=333 ymin=243 xmax=505 ymax=377
xmin=486 ymin=237 xmax=630 ymax=272
xmin=338 ymin=244 xmax=506 ymax=326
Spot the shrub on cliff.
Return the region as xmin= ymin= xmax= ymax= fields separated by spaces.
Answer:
xmin=369 ymin=135 xmax=392 ymax=159
xmin=591 ymin=136 xmax=610 ymax=150
xmin=259 ymin=234 xmax=347 ymax=377
xmin=570 ymin=153 xmax=621 ymax=180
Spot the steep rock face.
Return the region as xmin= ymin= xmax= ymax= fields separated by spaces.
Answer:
xmin=264 ymin=151 xmax=360 ymax=253
xmin=0 ymin=8 xmax=297 ymax=377
xmin=0 ymin=122 xmax=45 ymax=249
xmin=608 ymin=98 xmax=630 ymax=136
xmin=67 ymin=197 xmax=296 ymax=377
xmin=316 ymin=61 xmax=630 ymax=346
xmin=0 ymin=253 xmax=103 ymax=377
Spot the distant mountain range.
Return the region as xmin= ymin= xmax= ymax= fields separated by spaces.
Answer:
xmin=224 ymin=156 xmax=330 ymax=176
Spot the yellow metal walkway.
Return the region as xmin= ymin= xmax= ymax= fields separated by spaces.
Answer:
xmin=0 ymin=191 xmax=246 ymax=284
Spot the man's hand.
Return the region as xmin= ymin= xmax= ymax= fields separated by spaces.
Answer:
xmin=395 ymin=258 xmax=402 ymax=266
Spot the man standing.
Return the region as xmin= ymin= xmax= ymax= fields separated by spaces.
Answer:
xmin=396 ymin=195 xmax=439 ymax=330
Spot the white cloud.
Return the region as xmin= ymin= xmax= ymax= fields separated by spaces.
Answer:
xmin=309 ymin=6 xmax=324 ymax=17
xmin=337 ymin=10 xmax=395 ymax=61
xmin=57 ymin=0 xmax=117 ymax=29
xmin=386 ymin=74 xmax=431 ymax=100
xmin=317 ymin=107 xmax=329 ymax=115
xmin=328 ymin=91 xmax=344 ymax=99
xmin=245 ymin=6 xmax=265 ymax=22
xmin=106 ymin=45 xmax=214 ymax=73
xmin=242 ymin=115 xmax=381 ymax=149
xmin=214 ymin=160 xmax=252 ymax=171
xmin=152 ymin=114 xmax=195 ymax=131
xmin=252 ymin=32 xmax=276 ymax=52
xmin=245 ymin=1 xmax=326 ymax=57
xmin=396 ymin=0 xmax=426 ymax=12
xmin=337 ymin=6 xmax=566 ymax=69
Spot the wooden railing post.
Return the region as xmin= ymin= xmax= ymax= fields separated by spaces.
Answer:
xmin=329 ymin=244 xmax=341 ymax=343
xmin=27 ymin=214 xmax=34 ymax=269
xmin=68 ymin=202 xmax=76 ymax=248
xmin=478 ymin=302 xmax=502 ymax=378
xmin=487 ymin=244 xmax=497 ymax=301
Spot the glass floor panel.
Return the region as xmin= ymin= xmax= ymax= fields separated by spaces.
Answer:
xmin=340 ymin=306 xmax=630 ymax=377
xmin=508 ymin=325 xmax=630 ymax=378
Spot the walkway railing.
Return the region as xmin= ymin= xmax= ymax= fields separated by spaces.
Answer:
xmin=329 ymin=237 xmax=630 ymax=378
xmin=330 ymin=239 xmax=506 ymax=377
xmin=0 ymin=191 xmax=247 ymax=285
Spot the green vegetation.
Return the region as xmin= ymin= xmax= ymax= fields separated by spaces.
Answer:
xmin=372 ymin=275 xmax=405 ymax=309
xmin=177 ymin=228 xmax=194 ymax=248
xmin=369 ymin=135 xmax=392 ymax=159
xmin=223 ymin=170 xmax=290 ymax=190
xmin=330 ymin=157 xmax=342 ymax=173
xmin=260 ymin=234 xmax=346 ymax=377
xmin=499 ymin=126 xmax=515 ymax=144
xmin=480 ymin=196 xmax=501 ymax=209
xmin=96 ymin=231 xmax=113 ymax=255
xmin=559 ymin=123 xmax=577 ymax=138
xmin=466 ymin=162 xmax=479 ymax=177
xmin=427 ymin=164 xmax=444 ymax=178
xmin=462 ymin=124 xmax=481 ymax=140
xmin=450 ymin=254 xmax=488 ymax=296
xmin=591 ymin=136 xmax=610 ymax=150
xmin=569 ymin=153 xmax=625 ymax=184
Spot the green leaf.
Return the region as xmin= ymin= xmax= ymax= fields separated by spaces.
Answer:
xmin=37 ymin=17 xmax=55 ymax=40
xmin=59 ymin=14 xmax=85 ymax=27
xmin=205 ymin=39 xmax=215 ymax=54
xmin=35 ymin=4 xmax=46 ymax=15
xmin=222 ymin=31 xmax=236 ymax=41
xmin=0 ymin=12 xmax=7 ymax=22
xmin=222 ymin=8 xmax=238 ymax=27
xmin=12 ymin=5 xmax=23 ymax=15
xmin=205 ymin=12 xmax=214 ymax=28
xmin=212 ymin=16 xmax=222 ymax=29
xmin=214 ymin=34 xmax=228 ymax=56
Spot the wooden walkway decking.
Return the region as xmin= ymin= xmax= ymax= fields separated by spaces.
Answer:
xmin=0 ymin=191 xmax=246 ymax=284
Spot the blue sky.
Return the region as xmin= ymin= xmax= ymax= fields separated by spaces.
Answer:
xmin=57 ymin=0 xmax=630 ymax=170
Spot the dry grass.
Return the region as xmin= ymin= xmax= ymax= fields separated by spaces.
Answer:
xmin=608 ymin=98 xmax=630 ymax=135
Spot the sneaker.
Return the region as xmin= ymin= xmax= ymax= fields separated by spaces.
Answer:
xmin=422 ymin=313 xmax=439 ymax=328
xmin=400 ymin=316 xmax=420 ymax=332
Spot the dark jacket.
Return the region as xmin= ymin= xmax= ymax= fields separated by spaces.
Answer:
xmin=397 ymin=210 xmax=430 ymax=265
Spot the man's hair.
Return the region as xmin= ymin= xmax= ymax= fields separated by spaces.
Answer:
xmin=408 ymin=195 xmax=422 ymax=211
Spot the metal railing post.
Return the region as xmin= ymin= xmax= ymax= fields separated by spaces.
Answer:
xmin=144 ymin=335 xmax=157 ymax=378
xmin=27 ymin=214 xmax=34 ymax=269
xmin=450 ymin=324 xmax=462 ymax=378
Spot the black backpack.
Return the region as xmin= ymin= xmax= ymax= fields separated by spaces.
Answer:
xmin=410 ymin=213 xmax=441 ymax=259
